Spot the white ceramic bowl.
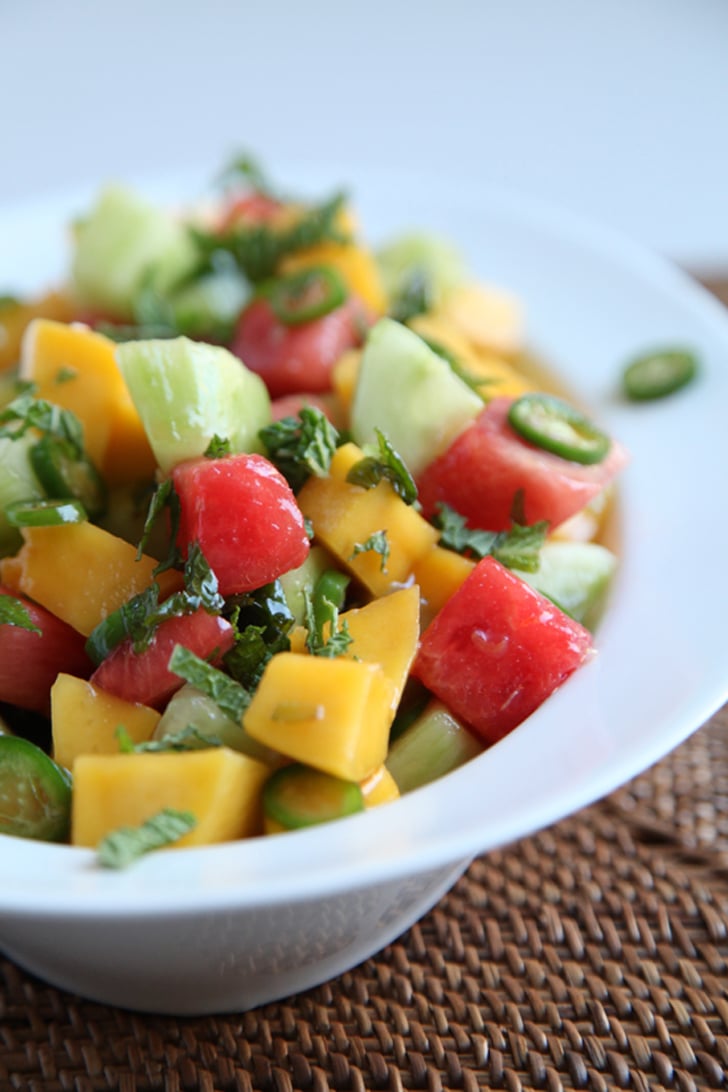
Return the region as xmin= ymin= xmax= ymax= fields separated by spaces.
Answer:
xmin=1 ymin=166 xmax=728 ymax=1015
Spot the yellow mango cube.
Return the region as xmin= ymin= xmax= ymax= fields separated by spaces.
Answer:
xmin=71 ymin=748 xmax=270 ymax=848
xmin=330 ymin=348 xmax=361 ymax=412
xmin=409 ymin=312 xmax=531 ymax=399
xmin=9 ymin=521 xmax=181 ymax=635
xmin=413 ymin=545 xmax=476 ymax=619
xmin=437 ymin=282 xmax=524 ymax=357
xmin=297 ymin=443 xmax=438 ymax=597
xmin=338 ymin=585 xmax=420 ymax=714
xmin=360 ymin=765 xmax=400 ymax=808
xmin=20 ymin=319 xmax=156 ymax=485
xmin=243 ymin=653 xmax=391 ymax=782
xmin=0 ymin=291 xmax=75 ymax=374
xmin=51 ymin=673 xmax=160 ymax=770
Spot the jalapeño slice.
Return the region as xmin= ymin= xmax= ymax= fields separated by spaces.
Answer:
xmin=622 ymin=347 xmax=698 ymax=401
xmin=508 ymin=393 xmax=610 ymax=465
xmin=0 ymin=735 xmax=72 ymax=842
xmin=30 ymin=434 xmax=107 ymax=518
xmin=267 ymin=264 xmax=347 ymax=325
xmin=262 ymin=763 xmax=364 ymax=830
xmin=5 ymin=497 xmax=88 ymax=527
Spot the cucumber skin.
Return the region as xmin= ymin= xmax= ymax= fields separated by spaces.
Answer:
xmin=514 ymin=540 xmax=617 ymax=632
xmin=0 ymin=433 xmax=46 ymax=556
xmin=71 ymin=185 xmax=197 ymax=320
xmin=351 ymin=318 xmax=482 ymax=478
xmin=116 ymin=337 xmax=271 ymax=473
xmin=387 ymin=700 xmax=483 ymax=794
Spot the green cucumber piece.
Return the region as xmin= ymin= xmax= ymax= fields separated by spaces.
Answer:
xmin=0 ymin=432 xmax=46 ymax=555
xmin=513 ymin=540 xmax=617 ymax=631
xmin=71 ymin=185 xmax=198 ymax=320
xmin=277 ymin=545 xmax=334 ymax=626
xmin=387 ymin=700 xmax=483 ymax=794
xmin=168 ymin=265 xmax=249 ymax=342
xmin=153 ymin=683 xmax=279 ymax=765
xmin=262 ymin=763 xmax=364 ymax=830
xmin=116 ymin=336 xmax=271 ymax=473
xmin=0 ymin=735 xmax=72 ymax=841
xmin=351 ymin=318 xmax=482 ymax=477
xmin=376 ymin=233 xmax=466 ymax=319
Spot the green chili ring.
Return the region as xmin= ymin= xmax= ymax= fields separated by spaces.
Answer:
xmin=508 ymin=393 xmax=611 ymax=465
xmin=30 ymin=434 xmax=107 ymax=518
xmin=0 ymin=735 xmax=72 ymax=842
xmin=5 ymin=497 xmax=88 ymax=527
xmin=267 ymin=264 xmax=347 ymax=326
xmin=262 ymin=763 xmax=365 ymax=830
xmin=622 ymin=348 xmax=699 ymax=401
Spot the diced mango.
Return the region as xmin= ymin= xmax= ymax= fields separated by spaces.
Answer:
xmin=331 ymin=348 xmax=361 ymax=412
xmin=51 ymin=673 xmax=160 ymax=770
xmin=9 ymin=522 xmax=182 ymax=635
xmin=413 ymin=545 xmax=476 ymax=619
xmin=337 ymin=585 xmax=420 ymax=714
xmin=360 ymin=765 xmax=400 ymax=808
xmin=243 ymin=653 xmax=391 ymax=782
xmin=71 ymin=747 xmax=270 ymax=848
xmin=297 ymin=443 xmax=438 ymax=597
xmin=20 ymin=319 xmax=156 ymax=485
xmin=436 ymin=282 xmax=524 ymax=357
xmin=0 ymin=292 xmax=75 ymax=374
xmin=409 ymin=312 xmax=531 ymax=399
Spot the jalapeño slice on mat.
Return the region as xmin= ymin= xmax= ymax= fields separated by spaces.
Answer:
xmin=262 ymin=763 xmax=364 ymax=830
xmin=508 ymin=393 xmax=610 ymax=465
xmin=267 ymin=265 xmax=347 ymax=326
xmin=30 ymin=434 xmax=106 ymax=518
xmin=622 ymin=347 xmax=698 ymax=401
xmin=0 ymin=735 xmax=72 ymax=842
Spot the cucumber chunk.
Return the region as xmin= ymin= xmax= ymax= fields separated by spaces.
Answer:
xmin=0 ymin=432 xmax=46 ymax=555
xmin=513 ymin=540 xmax=617 ymax=631
xmin=154 ymin=683 xmax=279 ymax=766
xmin=116 ymin=336 xmax=271 ymax=473
xmin=71 ymin=185 xmax=197 ymax=320
xmin=376 ymin=233 xmax=466 ymax=315
xmin=351 ymin=318 xmax=482 ymax=478
xmin=387 ymin=700 xmax=483 ymax=793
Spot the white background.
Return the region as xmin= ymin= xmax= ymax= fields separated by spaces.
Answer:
xmin=1 ymin=0 xmax=726 ymax=270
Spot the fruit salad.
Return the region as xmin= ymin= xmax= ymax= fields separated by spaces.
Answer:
xmin=0 ymin=158 xmax=628 ymax=865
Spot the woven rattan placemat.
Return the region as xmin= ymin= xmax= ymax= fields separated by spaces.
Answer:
xmin=3 ymin=278 xmax=727 ymax=1092
xmin=2 ymin=702 xmax=727 ymax=1092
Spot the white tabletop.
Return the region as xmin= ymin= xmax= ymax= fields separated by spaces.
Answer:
xmin=1 ymin=0 xmax=726 ymax=269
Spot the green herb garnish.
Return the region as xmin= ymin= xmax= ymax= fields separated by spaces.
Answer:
xmin=0 ymin=390 xmax=84 ymax=455
xmin=259 ymin=406 xmax=340 ymax=492
xmin=204 ymin=434 xmax=231 ymax=458
xmin=346 ymin=429 xmax=417 ymax=505
xmin=190 ymin=191 xmax=350 ymax=284
xmin=0 ymin=594 xmax=41 ymax=635
xmin=303 ymin=571 xmax=353 ymax=658
xmin=167 ymin=644 xmax=251 ymax=721
xmin=433 ymin=503 xmax=548 ymax=573
xmin=115 ymin=723 xmax=221 ymax=754
xmin=350 ymin=530 xmax=390 ymax=572
xmin=97 ymin=808 xmax=197 ymax=869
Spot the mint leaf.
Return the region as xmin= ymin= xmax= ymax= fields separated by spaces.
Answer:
xmin=303 ymin=587 xmax=353 ymax=658
xmin=204 ymin=434 xmax=231 ymax=458
xmin=115 ymin=723 xmax=221 ymax=754
xmin=259 ymin=406 xmax=340 ymax=492
xmin=137 ymin=478 xmax=181 ymax=572
xmin=97 ymin=808 xmax=197 ymax=869
xmin=0 ymin=390 xmax=84 ymax=455
xmin=433 ymin=503 xmax=547 ymax=573
xmin=0 ymin=594 xmax=41 ymax=635
xmin=346 ymin=429 xmax=417 ymax=505
xmin=168 ymin=644 xmax=251 ymax=721
xmin=350 ymin=530 xmax=390 ymax=573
